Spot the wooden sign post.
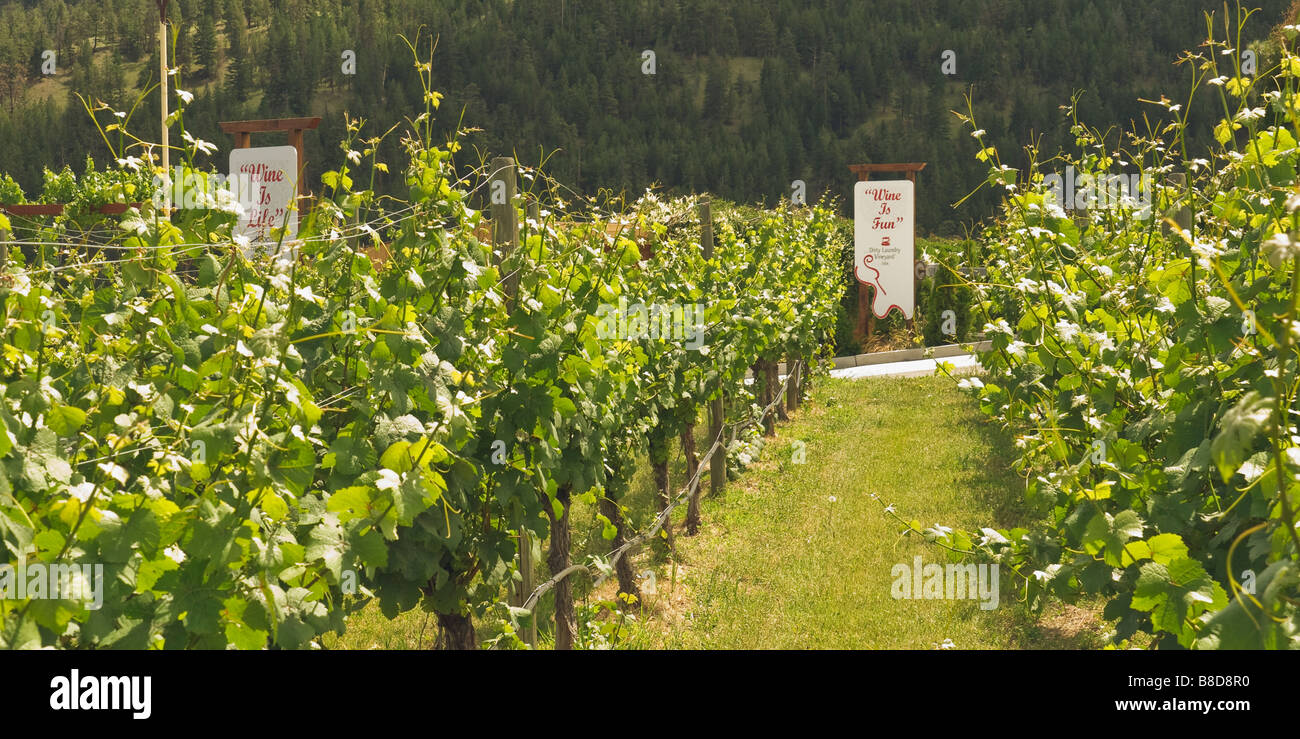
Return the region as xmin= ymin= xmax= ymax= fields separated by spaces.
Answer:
xmin=219 ymin=117 xmax=320 ymax=252
xmin=848 ymin=162 xmax=925 ymax=343
xmin=219 ymin=117 xmax=320 ymax=201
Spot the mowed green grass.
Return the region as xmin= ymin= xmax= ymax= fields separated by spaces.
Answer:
xmin=624 ymin=374 xmax=1047 ymax=650
xmin=326 ymin=372 xmax=1101 ymax=650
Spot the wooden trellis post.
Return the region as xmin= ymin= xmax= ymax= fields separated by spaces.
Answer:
xmin=491 ymin=157 xmax=535 ymax=646
xmin=490 ymin=156 xmax=519 ymax=305
xmin=701 ymin=198 xmax=727 ymax=498
xmin=156 ymin=1 xmax=170 ymax=191
xmin=786 ymin=358 xmax=799 ymax=412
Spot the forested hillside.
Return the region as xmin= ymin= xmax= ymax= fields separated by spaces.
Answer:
xmin=0 ymin=0 xmax=1294 ymax=231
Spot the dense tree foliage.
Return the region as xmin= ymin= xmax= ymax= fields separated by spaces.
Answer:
xmin=0 ymin=0 xmax=1294 ymax=232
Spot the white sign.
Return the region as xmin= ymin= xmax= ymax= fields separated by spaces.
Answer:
xmin=230 ymin=145 xmax=299 ymax=248
xmin=854 ymin=179 xmax=914 ymax=319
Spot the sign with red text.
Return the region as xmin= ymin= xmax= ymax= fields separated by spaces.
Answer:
xmin=230 ymin=145 xmax=298 ymax=248
xmin=853 ymin=179 xmax=914 ymax=319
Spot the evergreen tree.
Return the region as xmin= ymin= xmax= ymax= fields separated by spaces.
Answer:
xmin=225 ymin=13 xmax=251 ymax=100
xmin=703 ymin=59 xmax=726 ymax=121
xmin=195 ymin=5 xmax=218 ymax=79
xmin=0 ymin=0 xmax=1296 ymax=235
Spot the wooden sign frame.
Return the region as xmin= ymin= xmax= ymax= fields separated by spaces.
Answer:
xmin=219 ymin=117 xmax=321 ymax=200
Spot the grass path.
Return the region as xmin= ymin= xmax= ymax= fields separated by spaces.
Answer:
xmin=327 ymin=372 xmax=1104 ymax=649
xmin=621 ymin=374 xmax=1096 ymax=649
